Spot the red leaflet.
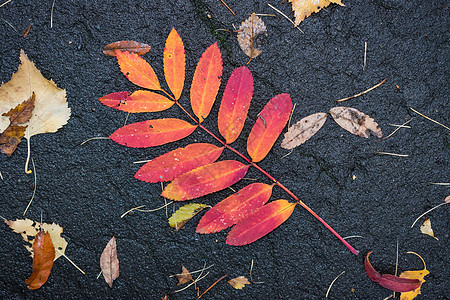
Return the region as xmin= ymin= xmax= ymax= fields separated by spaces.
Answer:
xmin=135 ymin=143 xmax=224 ymax=183
xmin=247 ymin=93 xmax=293 ymax=162
xmin=164 ymin=28 xmax=185 ymax=100
xmin=227 ymin=200 xmax=296 ymax=245
xmin=110 ymin=118 xmax=197 ymax=148
xmin=196 ymin=183 xmax=273 ymax=234
xmin=190 ymin=43 xmax=222 ymax=123
xmin=161 ymin=160 xmax=249 ymax=201
xmin=364 ymin=252 xmax=421 ymax=292
xmin=99 ymin=91 xmax=174 ymax=113
xmin=218 ymin=66 xmax=254 ymax=144
xmin=115 ymin=50 xmax=161 ymax=90
xmin=25 ymin=231 xmax=55 ymax=290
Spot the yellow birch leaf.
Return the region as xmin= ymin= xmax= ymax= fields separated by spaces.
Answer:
xmin=289 ymin=0 xmax=345 ymax=26
xmin=168 ymin=203 xmax=210 ymax=230
xmin=228 ymin=276 xmax=250 ymax=289
xmin=399 ymin=252 xmax=430 ymax=300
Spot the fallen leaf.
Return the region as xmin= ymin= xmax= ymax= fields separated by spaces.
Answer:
xmin=237 ymin=13 xmax=267 ymax=59
xmin=228 ymin=276 xmax=250 ymax=289
xmin=25 ymin=231 xmax=55 ymax=290
xmin=103 ymin=41 xmax=151 ymax=56
xmin=100 ymin=237 xmax=119 ymax=288
xmin=289 ymin=0 xmax=345 ymax=26
xmin=22 ymin=24 xmax=32 ymax=38
xmin=445 ymin=195 xmax=450 ymax=203
xmin=168 ymin=203 xmax=210 ymax=230
xmin=164 ymin=28 xmax=185 ymax=100
xmin=281 ymin=112 xmax=327 ymax=149
xmin=0 ymin=92 xmax=35 ymax=156
xmin=5 ymin=218 xmax=68 ymax=260
xmin=420 ymin=218 xmax=438 ymax=240
xmin=99 ymin=91 xmax=174 ymax=113
xmin=176 ymin=265 xmax=193 ymax=285
xmin=329 ymin=106 xmax=382 ymax=138
xmin=399 ymin=252 xmax=429 ymax=300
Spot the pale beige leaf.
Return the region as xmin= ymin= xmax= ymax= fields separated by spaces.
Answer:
xmin=329 ymin=106 xmax=382 ymax=138
xmin=100 ymin=237 xmax=119 ymax=288
xmin=228 ymin=276 xmax=250 ymax=289
xmin=289 ymin=0 xmax=345 ymax=26
xmin=176 ymin=265 xmax=193 ymax=285
xmin=237 ymin=13 xmax=267 ymax=59
xmin=420 ymin=218 xmax=438 ymax=240
xmin=445 ymin=195 xmax=450 ymax=203
xmin=281 ymin=112 xmax=327 ymax=149
xmin=4 ymin=218 xmax=68 ymax=260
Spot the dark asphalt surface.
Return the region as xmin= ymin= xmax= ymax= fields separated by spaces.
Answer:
xmin=0 ymin=1 xmax=448 ymax=299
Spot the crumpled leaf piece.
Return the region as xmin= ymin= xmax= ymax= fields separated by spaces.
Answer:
xmin=176 ymin=265 xmax=193 ymax=285
xmin=399 ymin=252 xmax=429 ymax=300
xmin=237 ymin=13 xmax=267 ymax=59
xmin=5 ymin=218 xmax=68 ymax=261
xmin=168 ymin=203 xmax=210 ymax=230
xmin=419 ymin=218 xmax=438 ymax=240
xmin=281 ymin=112 xmax=327 ymax=149
xmin=103 ymin=41 xmax=151 ymax=56
xmin=228 ymin=276 xmax=250 ymax=289
xmin=289 ymin=0 xmax=345 ymax=26
xmin=25 ymin=231 xmax=55 ymax=290
xmin=99 ymin=91 xmax=174 ymax=113
xmin=329 ymin=106 xmax=382 ymax=138
xmin=100 ymin=237 xmax=119 ymax=288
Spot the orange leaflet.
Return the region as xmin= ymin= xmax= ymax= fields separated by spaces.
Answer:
xmin=25 ymin=231 xmax=55 ymax=290
xmin=161 ymin=160 xmax=249 ymax=201
xmin=135 ymin=143 xmax=224 ymax=183
xmin=103 ymin=41 xmax=151 ymax=56
xmin=164 ymin=28 xmax=185 ymax=100
xmin=247 ymin=93 xmax=293 ymax=162
xmin=115 ymin=50 xmax=161 ymax=91
xmin=99 ymin=91 xmax=174 ymax=113
xmin=110 ymin=118 xmax=197 ymax=148
xmin=218 ymin=66 xmax=254 ymax=144
xmin=190 ymin=43 xmax=222 ymax=123
xmin=227 ymin=200 xmax=296 ymax=245
xmin=196 ymin=183 xmax=273 ymax=233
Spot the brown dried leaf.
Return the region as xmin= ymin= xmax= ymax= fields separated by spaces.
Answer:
xmin=100 ymin=237 xmax=119 ymax=288
xmin=176 ymin=265 xmax=193 ymax=285
xmin=281 ymin=112 xmax=327 ymax=149
xmin=103 ymin=41 xmax=151 ymax=56
xmin=420 ymin=218 xmax=438 ymax=240
xmin=329 ymin=106 xmax=382 ymax=138
xmin=237 ymin=13 xmax=267 ymax=59
xmin=289 ymin=0 xmax=345 ymax=26
xmin=228 ymin=276 xmax=250 ymax=289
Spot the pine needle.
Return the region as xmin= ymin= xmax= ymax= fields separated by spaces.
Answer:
xmin=0 ymin=17 xmax=19 ymax=34
xmin=249 ymin=259 xmax=264 ymax=284
xmin=428 ymin=182 xmax=450 ymax=186
xmin=120 ymin=202 xmax=174 ymax=218
xmin=411 ymin=201 xmax=449 ymax=228
xmin=267 ymin=3 xmax=304 ymax=34
xmin=363 ymin=42 xmax=367 ymax=71
xmin=219 ymin=0 xmax=235 ymax=15
xmin=198 ymin=274 xmax=228 ymax=299
xmin=410 ymin=107 xmax=450 ymax=131
xmin=0 ymin=0 xmax=12 ymax=8
xmin=55 ymin=248 xmax=85 ymax=274
xmin=343 ymin=235 xmax=363 ymax=240
xmin=376 ymin=152 xmax=409 ymax=157
xmin=79 ymin=136 xmax=109 ymax=146
xmin=50 ymin=0 xmax=56 ymax=28
xmin=377 ymin=118 xmax=413 ymax=142
xmin=336 ymin=79 xmax=387 ymax=102
xmin=23 ymin=158 xmax=37 ymax=216
xmin=325 ymin=270 xmax=346 ymax=298
xmin=0 ymin=170 xmax=3 ymax=180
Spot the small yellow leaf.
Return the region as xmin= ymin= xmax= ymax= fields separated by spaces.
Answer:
xmin=168 ymin=203 xmax=210 ymax=230
xmin=228 ymin=276 xmax=250 ymax=289
xmin=420 ymin=218 xmax=438 ymax=240
xmin=399 ymin=252 xmax=429 ymax=300
xmin=289 ymin=0 xmax=345 ymax=26
xmin=176 ymin=265 xmax=193 ymax=285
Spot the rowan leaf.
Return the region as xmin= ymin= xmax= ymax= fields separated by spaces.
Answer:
xmin=247 ymin=94 xmax=293 ymax=162
xmin=161 ymin=160 xmax=249 ymax=201
xmin=25 ymin=231 xmax=55 ymax=290
xmin=164 ymin=28 xmax=185 ymax=100
xmin=168 ymin=203 xmax=210 ymax=230
xmin=237 ymin=13 xmax=268 ymax=59
xmin=99 ymin=91 xmax=174 ymax=113
xmin=329 ymin=106 xmax=383 ymax=138
xmin=110 ymin=118 xmax=197 ymax=148
xmin=196 ymin=183 xmax=273 ymax=234
xmin=116 ymin=50 xmax=161 ymax=90
xmin=419 ymin=218 xmax=438 ymax=240
xmin=228 ymin=276 xmax=250 ymax=289
xmin=190 ymin=43 xmax=222 ymax=123
xmin=218 ymin=66 xmax=254 ymax=144
xmin=364 ymin=252 xmax=421 ymax=293
xmin=289 ymin=0 xmax=345 ymax=27
xmin=103 ymin=41 xmax=151 ymax=56
xmin=135 ymin=143 xmax=224 ymax=183
xmin=281 ymin=112 xmax=327 ymax=149
xmin=399 ymin=252 xmax=429 ymax=300
xmin=176 ymin=265 xmax=193 ymax=285
xmin=226 ymin=200 xmax=296 ymax=246
xmin=100 ymin=237 xmax=119 ymax=288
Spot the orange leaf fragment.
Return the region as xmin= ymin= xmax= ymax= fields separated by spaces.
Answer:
xmin=176 ymin=265 xmax=193 ymax=285
xmin=218 ymin=66 xmax=254 ymax=144
xmin=25 ymin=231 xmax=55 ymax=290
xmin=103 ymin=41 xmax=151 ymax=56
xmin=135 ymin=143 xmax=224 ymax=183
xmin=164 ymin=28 xmax=185 ymax=100
xmin=227 ymin=200 xmax=296 ymax=246
xmin=196 ymin=183 xmax=273 ymax=234
xmin=100 ymin=237 xmax=119 ymax=288
xmin=99 ymin=91 xmax=174 ymax=113
xmin=281 ymin=112 xmax=327 ymax=149
xmin=228 ymin=276 xmax=250 ymax=289
xmin=329 ymin=106 xmax=382 ymax=138
xmin=247 ymin=94 xmax=293 ymax=162
xmin=190 ymin=43 xmax=222 ymax=123
xmin=161 ymin=160 xmax=249 ymax=201
xmin=115 ymin=50 xmax=161 ymax=91
xmin=110 ymin=118 xmax=197 ymax=148
xmin=289 ymin=0 xmax=345 ymax=27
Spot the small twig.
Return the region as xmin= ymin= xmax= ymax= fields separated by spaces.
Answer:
xmin=170 ymin=264 xmax=215 ymax=278
xmin=120 ymin=205 xmax=146 ymax=218
xmin=254 ymin=13 xmax=276 ymax=17
xmin=342 ymin=235 xmax=363 ymax=240
xmin=121 ymin=202 xmax=173 ymax=219
xmin=249 ymin=259 xmax=264 ymax=284
xmin=411 ymin=202 xmax=449 ymax=228
xmin=55 ymin=248 xmax=85 ymax=274
xmin=174 ymin=272 xmax=209 ymax=293
xmin=79 ymin=136 xmax=109 ymax=146
xmin=23 ymin=158 xmax=37 ymax=216
xmin=50 ymin=0 xmax=56 ymax=28
xmin=325 ymin=270 xmax=346 ymax=298
xmin=0 ymin=0 xmax=12 ymax=8
xmin=96 ymin=271 xmax=102 ymax=279
xmin=377 ymin=118 xmax=413 ymax=142
xmin=198 ymin=274 xmax=228 ymax=299
xmin=219 ymin=0 xmax=235 ymax=15
xmin=410 ymin=107 xmax=450 ymax=131
xmin=133 ymin=159 xmax=151 ymax=164
xmin=336 ymin=79 xmax=387 ymax=102
xmin=363 ymin=42 xmax=367 ymax=71
xmin=281 ymin=149 xmax=294 ymax=159
xmin=267 ymin=3 xmax=304 ymax=34
xmin=376 ymin=152 xmax=409 ymax=157
xmin=228 ymin=186 xmax=236 ymax=193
